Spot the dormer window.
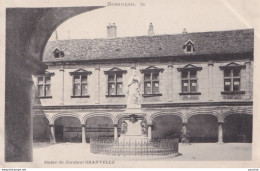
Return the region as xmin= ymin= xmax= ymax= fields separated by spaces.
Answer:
xmin=183 ymin=40 xmax=195 ymax=53
xmin=69 ymin=69 xmax=92 ymax=98
xmin=140 ymin=66 xmax=164 ymax=97
xmin=177 ymin=64 xmax=202 ymax=95
xmin=52 ymin=48 xmax=65 ymax=58
xmin=104 ymin=67 xmax=127 ymax=97
xmin=219 ymin=62 xmax=246 ymax=95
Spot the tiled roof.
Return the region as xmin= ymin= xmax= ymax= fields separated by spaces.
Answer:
xmin=43 ymin=29 xmax=254 ymax=62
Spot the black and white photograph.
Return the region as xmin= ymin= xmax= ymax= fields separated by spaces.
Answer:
xmin=1 ymin=0 xmax=260 ymax=168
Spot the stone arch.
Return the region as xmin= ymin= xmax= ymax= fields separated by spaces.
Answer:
xmin=6 ymin=7 xmax=105 ymax=161
xmin=51 ymin=112 xmax=82 ymax=125
xmin=150 ymin=111 xmax=184 ymax=124
xmin=187 ymin=114 xmax=219 ymax=142
xmin=186 ymin=109 xmax=220 ymax=123
xmin=151 ymin=112 xmax=183 ymax=139
xmin=222 ymin=108 xmax=253 ymax=121
xmin=83 ymin=113 xmax=115 ymax=124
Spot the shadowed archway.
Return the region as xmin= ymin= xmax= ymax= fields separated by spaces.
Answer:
xmin=152 ymin=115 xmax=182 ymax=139
xmin=223 ymin=114 xmax=252 ymax=143
xmin=187 ymin=114 xmax=218 ymax=142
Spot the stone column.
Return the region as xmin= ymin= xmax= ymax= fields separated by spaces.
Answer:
xmin=114 ymin=124 xmax=118 ymax=140
xmin=208 ymin=60 xmax=214 ymax=101
xmin=147 ymin=124 xmax=152 ymax=140
xmin=245 ymin=60 xmax=251 ymax=100
xmin=82 ymin=124 xmax=86 ymax=143
xmin=168 ymin=64 xmax=173 ymax=102
xmin=50 ymin=124 xmax=56 ymax=143
xmin=182 ymin=122 xmax=187 ymax=136
xmin=218 ymin=122 xmax=223 ymax=143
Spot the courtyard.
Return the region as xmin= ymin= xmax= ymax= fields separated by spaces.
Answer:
xmin=33 ymin=142 xmax=252 ymax=163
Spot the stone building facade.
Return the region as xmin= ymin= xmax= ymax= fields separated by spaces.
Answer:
xmin=32 ymin=24 xmax=253 ymax=143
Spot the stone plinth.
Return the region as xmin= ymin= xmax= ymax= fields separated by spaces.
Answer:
xmin=119 ymin=135 xmax=148 ymax=143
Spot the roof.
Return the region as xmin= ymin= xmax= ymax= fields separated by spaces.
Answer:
xmin=43 ymin=29 xmax=254 ymax=62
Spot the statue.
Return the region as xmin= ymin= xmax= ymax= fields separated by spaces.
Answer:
xmin=121 ymin=119 xmax=128 ymax=135
xmin=127 ymin=69 xmax=141 ymax=106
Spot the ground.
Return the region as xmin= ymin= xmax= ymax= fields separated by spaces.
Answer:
xmin=33 ymin=142 xmax=251 ymax=166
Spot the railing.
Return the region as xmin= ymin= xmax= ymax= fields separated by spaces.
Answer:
xmin=90 ymin=137 xmax=179 ymax=156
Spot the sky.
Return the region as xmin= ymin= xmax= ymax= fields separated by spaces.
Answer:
xmin=48 ymin=0 xmax=259 ymax=41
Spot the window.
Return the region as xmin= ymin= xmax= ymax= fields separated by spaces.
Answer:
xmin=177 ymin=64 xmax=202 ymax=95
xmin=108 ymin=74 xmax=123 ymax=95
xmin=72 ymin=75 xmax=88 ymax=96
xmin=104 ymin=67 xmax=127 ymax=97
xmin=35 ymin=71 xmax=54 ymax=98
xmin=69 ymin=69 xmax=92 ymax=98
xmin=144 ymin=72 xmax=159 ymax=94
xmin=183 ymin=40 xmax=195 ymax=53
xmin=140 ymin=66 xmax=164 ymax=97
xmin=220 ymin=62 xmax=245 ymax=94
xmin=52 ymin=48 xmax=64 ymax=58
xmin=37 ymin=76 xmax=51 ymax=97
xmin=181 ymin=70 xmax=197 ymax=93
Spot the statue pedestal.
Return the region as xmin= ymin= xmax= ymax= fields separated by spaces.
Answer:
xmin=119 ymin=119 xmax=148 ymax=142
xmin=119 ymin=135 xmax=148 ymax=143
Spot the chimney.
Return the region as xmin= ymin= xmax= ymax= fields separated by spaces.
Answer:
xmin=107 ymin=23 xmax=117 ymax=38
xmin=182 ymin=28 xmax=188 ymax=34
xmin=148 ymin=23 xmax=154 ymax=36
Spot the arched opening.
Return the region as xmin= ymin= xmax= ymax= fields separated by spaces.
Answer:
xmin=85 ymin=116 xmax=114 ymax=142
xmin=152 ymin=115 xmax=182 ymax=139
xmin=223 ymin=114 xmax=252 ymax=143
xmin=187 ymin=114 xmax=218 ymax=142
xmin=54 ymin=116 xmax=82 ymax=143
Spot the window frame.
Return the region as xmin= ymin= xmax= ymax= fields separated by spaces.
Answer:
xmin=35 ymin=72 xmax=54 ymax=98
xmin=177 ymin=64 xmax=202 ymax=95
xmin=181 ymin=70 xmax=198 ymax=93
xmin=219 ymin=63 xmax=246 ymax=95
xmin=69 ymin=69 xmax=92 ymax=98
xmin=107 ymin=73 xmax=124 ymax=97
xmin=183 ymin=40 xmax=195 ymax=53
xmin=144 ymin=72 xmax=160 ymax=95
xmin=72 ymin=75 xmax=89 ymax=98
xmin=140 ymin=66 xmax=164 ymax=97
xmin=104 ymin=67 xmax=127 ymax=97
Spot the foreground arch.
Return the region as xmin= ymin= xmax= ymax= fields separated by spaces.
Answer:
xmin=5 ymin=6 xmax=104 ymax=162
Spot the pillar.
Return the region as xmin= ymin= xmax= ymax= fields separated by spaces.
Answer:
xmin=148 ymin=124 xmax=152 ymax=140
xmin=114 ymin=124 xmax=118 ymax=140
xmin=208 ymin=60 xmax=214 ymax=101
xmin=168 ymin=64 xmax=173 ymax=102
xmin=245 ymin=60 xmax=251 ymax=100
xmin=50 ymin=124 xmax=56 ymax=143
xmin=218 ymin=122 xmax=223 ymax=143
xmin=182 ymin=122 xmax=187 ymax=136
xmin=82 ymin=124 xmax=86 ymax=143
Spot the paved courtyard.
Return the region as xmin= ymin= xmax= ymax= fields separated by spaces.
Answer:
xmin=32 ymin=142 xmax=252 ymax=164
